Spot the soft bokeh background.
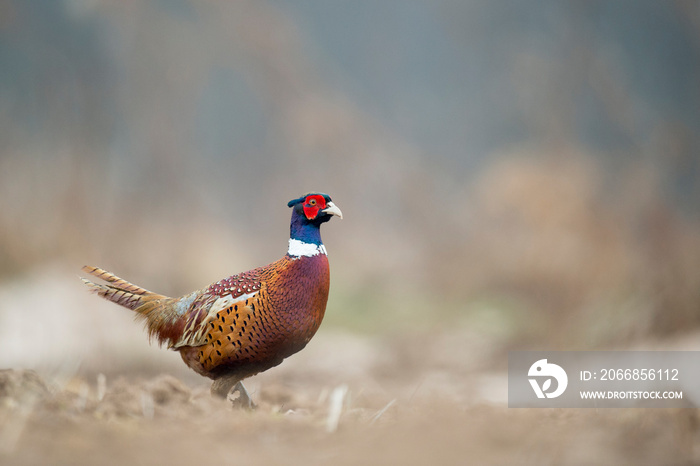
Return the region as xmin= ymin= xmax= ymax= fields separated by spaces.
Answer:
xmin=1 ymin=1 xmax=700 ymax=464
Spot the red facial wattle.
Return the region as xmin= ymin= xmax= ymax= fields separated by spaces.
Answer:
xmin=303 ymin=194 xmax=327 ymax=220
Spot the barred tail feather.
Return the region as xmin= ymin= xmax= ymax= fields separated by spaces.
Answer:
xmin=81 ymin=266 xmax=156 ymax=297
xmin=81 ymin=265 xmax=184 ymax=347
xmin=81 ymin=265 xmax=168 ymax=311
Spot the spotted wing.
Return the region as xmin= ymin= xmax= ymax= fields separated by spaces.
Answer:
xmin=170 ymin=271 xmax=262 ymax=349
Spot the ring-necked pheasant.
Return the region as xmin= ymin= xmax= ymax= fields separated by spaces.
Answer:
xmin=81 ymin=192 xmax=342 ymax=408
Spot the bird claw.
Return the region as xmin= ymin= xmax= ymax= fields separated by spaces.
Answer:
xmin=227 ymin=381 xmax=256 ymax=409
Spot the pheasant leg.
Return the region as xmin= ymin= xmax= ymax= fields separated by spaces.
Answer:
xmin=211 ymin=375 xmax=255 ymax=409
xmin=227 ymin=381 xmax=255 ymax=409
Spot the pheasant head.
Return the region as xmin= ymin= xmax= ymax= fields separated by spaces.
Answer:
xmin=287 ymin=193 xmax=342 ymax=256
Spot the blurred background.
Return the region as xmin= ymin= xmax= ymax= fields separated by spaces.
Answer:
xmin=1 ymin=0 xmax=700 ymax=385
xmin=3 ymin=1 xmax=700 ymax=463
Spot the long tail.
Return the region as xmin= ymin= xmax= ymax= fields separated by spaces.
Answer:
xmin=81 ymin=265 xmax=189 ymax=347
xmin=81 ymin=265 xmax=168 ymax=310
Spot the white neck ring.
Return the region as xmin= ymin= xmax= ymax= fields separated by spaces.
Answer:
xmin=288 ymin=238 xmax=327 ymax=257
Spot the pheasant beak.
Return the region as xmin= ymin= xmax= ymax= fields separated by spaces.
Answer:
xmin=322 ymin=202 xmax=343 ymax=219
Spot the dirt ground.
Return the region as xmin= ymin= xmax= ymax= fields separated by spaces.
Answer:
xmin=2 ymin=329 xmax=700 ymax=466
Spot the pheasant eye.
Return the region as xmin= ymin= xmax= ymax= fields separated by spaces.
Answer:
xmin=309 ymin=199 xmax=317 ymax=206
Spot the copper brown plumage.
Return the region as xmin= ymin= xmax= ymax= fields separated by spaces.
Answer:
xmin=82 ymin=193 xmax=342 ymax=407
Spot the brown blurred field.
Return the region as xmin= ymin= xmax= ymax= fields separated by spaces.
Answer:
xmin=2 ymin=1 xmax=700 ymax=464
xmin=3 ymin=330 xmax=700 ymax=466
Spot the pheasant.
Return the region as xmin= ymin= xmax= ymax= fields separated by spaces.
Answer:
xmin=81 ymin=192 xmax=342 ymax=408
